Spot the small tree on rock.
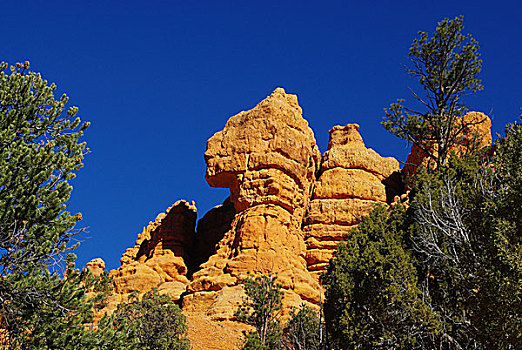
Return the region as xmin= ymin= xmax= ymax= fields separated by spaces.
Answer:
xmin=236 ymin=274 xmax=284 ymax=350
xmin=383 ymin=16 xmax=484 ymax=169
xmin=112 ymin=288 xmax=190 ymax=350
xmin=283 ymin=305 xmax=323 ymax=350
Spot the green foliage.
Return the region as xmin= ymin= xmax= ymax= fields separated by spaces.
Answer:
xmin=407 ymin=128 xmax=521 ymax=349
xmin=322 ymin=205 xmax=439 ymax=349
xmin=0 ymin=61 xmax=147 ymax=349
xmin=236 ymin=274 xmax=284 ymax=350
xmin=0 ymin=61 xmax=94 ymax=347
xmin=283 ymin=305 xmax=322 ymax=350
xmin=0 ymin=61 xmax=89 ymax=274
xmin=82 ymin=268 xmax=114 ymax=313
xmin=112 ymin=288 xmax=190 ymax=350
xmin=411 ymin=155 xmax=486 ymax=348
xmin=242 ymin=331 xmax=273 ymax=350
xmin=383 ymin=16 xmax=484 ymax=168
xmin=471 ymin=119 xmax=521 ymax=348
xmin=377 ymin=17 xmax=520 ymax=346
xmin=1 ymin=255 xmax=132 ymax=349
xmin=322 ymin=126 xmax=521 ymax=349
xmin=494 ymin=118 xmax=522 ymax=246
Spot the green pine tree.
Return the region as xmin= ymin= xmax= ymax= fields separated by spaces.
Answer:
xmin=0 ymin=60 xmax=91 ymax=347
xmin=475 ymin=118 xmax=522 ymax=348
xmin=322 ymin=205 xmax=440 ymax=349
xmin=410 ymin=122 xmax=521 ymax=349
xmin=0 ymin=61 xmax=133 ymax=349
xmin=236 ymin=274 xmax=284 ymax=350
xmin=383 ymin=16 xmax=484 ymax=169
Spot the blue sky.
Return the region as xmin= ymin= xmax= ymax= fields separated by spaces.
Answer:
xmin=3 ymin=0 xmax=521 ymax=270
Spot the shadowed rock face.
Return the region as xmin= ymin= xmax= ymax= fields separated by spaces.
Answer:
xmin=191 ymin=197 xmax=235 ymax=276
xmin=110 ymin=200 xmax=197 ymax=301
xmin=303 ymin=124 xmax=400 ymax=278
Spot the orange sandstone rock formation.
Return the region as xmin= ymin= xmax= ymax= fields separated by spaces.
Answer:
xmin=303 ymin=124 xmax=400 ymax=278
xmin=85 ymin=90 xmax=496 ymax=349
xmin=402 ymin=112 xmax=492 ymax=179
xmin=101 ymin=88 xmax=410 ymax=348
xmin=185 ymin=88 xmax=322 ymax=319
xmin=110 ymin=200 xmax=196 ymax=301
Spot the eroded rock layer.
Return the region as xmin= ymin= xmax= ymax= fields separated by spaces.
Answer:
xmin=89 ymin=90 xmax=497 ymax=349
xmin=185 ymin=88 xmax=322 ymax=319
xmin=110 ymin=200 xmax=197 ymax=301
xmin=303 ymin=124 xmax=400 ymax=278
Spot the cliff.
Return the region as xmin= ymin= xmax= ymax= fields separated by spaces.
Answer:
xmin=86 ymin=88 xmax=491 ymax=349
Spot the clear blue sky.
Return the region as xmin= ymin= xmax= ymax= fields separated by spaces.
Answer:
xmin=3 ymin=0 xmax=521 ymax=270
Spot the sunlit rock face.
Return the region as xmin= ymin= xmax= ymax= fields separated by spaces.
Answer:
xmin=86 ymin=90 xmax=497 ymax=350
xmin=204 ymin=87 xmax=320 ymax=215
xmin=402 ymin=111 xmax=493 ymax=180
xmin=101 ymin=88 xmax=407 ymax=342
xmin=185 ymin=88 xmax=322 ymax=319
xmin=303 ymin=124 xmax=400 ymax=278
xmin=85 ymin=258 xmax=105 ymax=277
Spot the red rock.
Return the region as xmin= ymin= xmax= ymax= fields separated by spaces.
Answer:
xmin=402 ymin=112 xmax=492 ymax=179
xmin=96 ymin=88 xmax=405 ymax=344
xmin=188 ymin=88 xmax=322 ymax=319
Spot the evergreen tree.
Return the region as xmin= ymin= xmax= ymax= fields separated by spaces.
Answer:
xmin=283 ymin=305 xmax=323 ymax=350
xmin=112 ymin=288 xmax=190 ymax=350
xmin=318 ymin=128 xmax=520 ymax=349
xmin=411 ymin=155 xmax=487 ymax=348
xmin=395 ymin=118 xmax=521 ymax=349
xmin=0 ymin=61 xmax=134 ymax=349
xmin=322 ymin=205 xmax=440 ymax=349
xmin=0 ymin=60 xmax=92 ymax=347
xmin=383 ymin=16 xmax=484 ymax=168
xmin=4 ymin=256 xmax=133 ymax=349
xmin=236 ymin=274 xmax=284 ymax=350
xmin=475 ymin=118 xmax=521 ymax=348
xmin=411 ymin=122 xmax=521 ymax=349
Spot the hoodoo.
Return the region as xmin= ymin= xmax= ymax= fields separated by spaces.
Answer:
xmin=93 ymin=88 xmax=477 ymax=349
xmin=185 ymin=88 xmax=322 ymax=319
xmin=303 ymin=124 xmax=400 ymax=278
